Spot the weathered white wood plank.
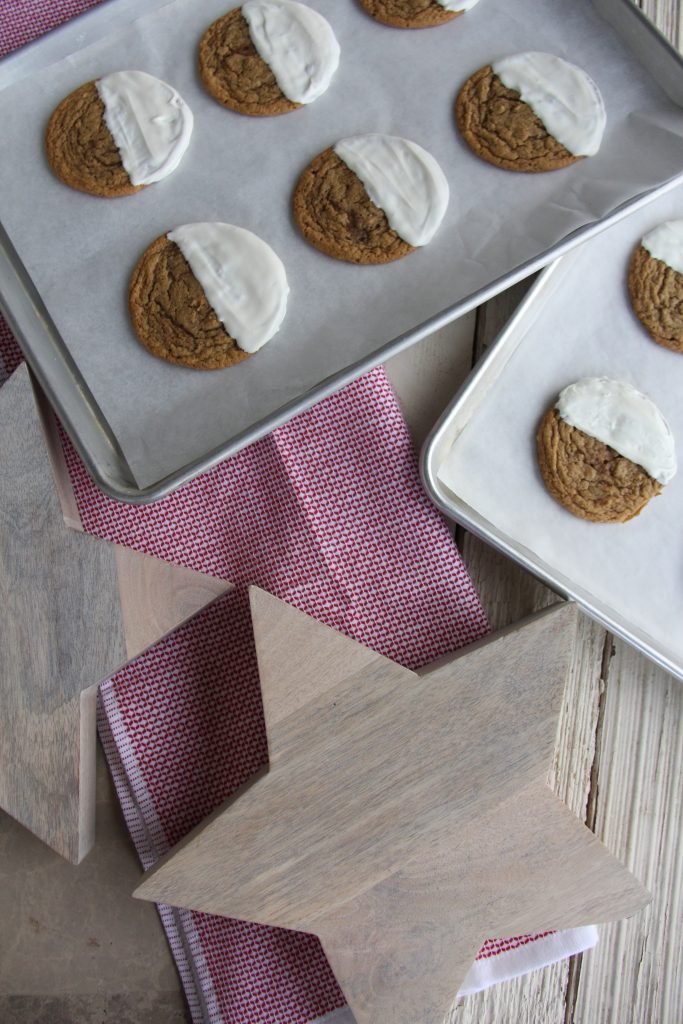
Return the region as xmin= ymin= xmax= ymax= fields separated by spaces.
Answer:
xmin=569 ymin=3 xmax=683 ymax=1022
xmin=0 ymin=365 xmax=128 ymax=863
xmin=0 ymin=365 xmax=232 ymax=863
xmin=572 ymin=644 xmax=683 ymax=1024
xmin=32 ymin=377 xmax=83 ymax=533
xmin=642 ymin=0 xmax=681 ymax=48
xmin=385 ymin=314 xmax=477 ymax=451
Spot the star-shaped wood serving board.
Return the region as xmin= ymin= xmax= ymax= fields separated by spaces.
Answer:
xmin=0 ymin=364 xmax=231 ymax=862
xmin=136 ymin=589 xmax=650 ymax=1024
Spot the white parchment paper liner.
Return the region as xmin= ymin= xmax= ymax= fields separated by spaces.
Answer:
xmin=437 ymin=183 xmax=683 ymax=671
xmin=0 ymin=0 xmax=682 ymax=487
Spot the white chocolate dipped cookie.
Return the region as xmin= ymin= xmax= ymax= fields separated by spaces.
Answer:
xmin=199 ymin=0 xmax=340 ymax=116
xmin=129 ymin=223 xmax=289 ymax=369
xmin=536 ymin=378 xmax=676 ymax=523
xmin=629 ymin=220 xmax=683 ymax=354
xmin=358 ymin=0 xmax=481 ymax=30
xmin=46 ymin=70 xmax=193 ymax=197
xmin=456 ymin=52 xmax=605 ymax=172
xmin=293 ymin=134 xmax=449 ymax=264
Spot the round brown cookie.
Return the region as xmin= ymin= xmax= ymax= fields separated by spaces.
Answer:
xmin=628 ymin=244 xmax=683 ymax=354
xmin=199 ymin=7 xmax=299 ymax=116
xmin=45 ymin=81 xmax=140 ymax=198
xmin=455 ymin=65 xmax=579 ymax=173
xmin=536 ymin=407 xmax=661 ymax=523
xmin=128 ymin=235 xmax=251 ymax=370
xmin=292 ymin=147 xmax=414 ymax=265
xmin=357 ymin=0 xmax=461 ymax=29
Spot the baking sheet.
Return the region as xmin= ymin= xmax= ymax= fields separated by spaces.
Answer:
xmin=436 ymin=182 xmax=683 ymax=675
xmin=0 ymin=0 xmax=683 ymax=488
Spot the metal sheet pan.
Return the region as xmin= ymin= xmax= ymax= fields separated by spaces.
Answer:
xmin=421 ymin=177 xmax=683 ymax=682
xmin=1 ymin=0 xmax=683 ymax=503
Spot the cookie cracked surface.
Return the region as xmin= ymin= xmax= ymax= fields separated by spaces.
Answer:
xmin=293 ymin=148 xmax=414 ymax=264
xmin=45 ymin=81 xmax=139 ymax=197
xmin=536 ymin=408 xmax=661 ymax=523
xmin=455 ymin=65 xmax=579 ymax=172
xmin=129 ymin=235 xmax=251 ymax=370
xmin=358 ymin=0 xmax=461 ymax=29
xmin=199 ymin=7 xmax=299 ymax=116
xmin=628 ymin=244 xmax=683 ymax=354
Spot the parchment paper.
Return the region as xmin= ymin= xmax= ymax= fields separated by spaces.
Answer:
xmin=437 ymin=182 xmax=683 ymax=672
xmin=1 ymin=0 xmax=683 ymax=487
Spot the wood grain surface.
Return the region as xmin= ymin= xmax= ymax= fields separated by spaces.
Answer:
xmin=0 ymin=1 xmax=680 ymax=1019
xmin=136 ymin=590 xmax=649 ymax=1024
xmin=0 ymin=365 xmax=232 ymax=863
xmin=115 ymin=546 xmax=230 ymax=661
xmin=0 ymin=365 xmax=128 ymax=863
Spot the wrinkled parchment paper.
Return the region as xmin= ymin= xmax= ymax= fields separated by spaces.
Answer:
xmin=1 ymin=0 xmax=683 ymax=486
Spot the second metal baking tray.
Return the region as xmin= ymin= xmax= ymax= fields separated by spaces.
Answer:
xmin=421 ymin=177 xmax=683 ymax=681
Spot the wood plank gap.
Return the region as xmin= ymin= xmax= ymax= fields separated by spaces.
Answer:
xmin=571 ymin=647 xmax=683 ymax=1022
xmin=584 ymin=634 xmax=615 ymax=833
xmin=563 ymin=952 xmax=583 ymax=1024
xmin=472 ymin=305 xmax=486 ymax=364
xmin=562 ymin=631 xmax=615 ymax=1024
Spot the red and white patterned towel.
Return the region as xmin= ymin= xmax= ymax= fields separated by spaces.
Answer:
xmin=0 ymin=4 xmax=597 ymax=1019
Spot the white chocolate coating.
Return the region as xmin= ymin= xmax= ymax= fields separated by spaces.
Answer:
xmin=334 ymin=134 xmax=449 ymax=248
xmin=96 ymin=70 xmax=193 ymax=186
xmin=492 ymin=52 xmax=606 ymax=157
xmin=641 ymin=219 xmax=683 ymax=277
xmin=241 ymin=0 xmax=340 ymax=105
xmin=436 ymin=0 xmax=481 ymax=11
xmin=167 ymin=223 xmax=289 ymax=354
xmin=556 ymin=378 xmax=676 ymax=485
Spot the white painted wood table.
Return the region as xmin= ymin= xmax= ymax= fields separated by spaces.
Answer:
xmin=1 ymin=2 xmax=681 ymax=1020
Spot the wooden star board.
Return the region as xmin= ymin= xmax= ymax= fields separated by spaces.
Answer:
xmin=0 ymin=364 xmax=231 ymax=862
xmin=136 ymin=587 xmax=650 ymax=1024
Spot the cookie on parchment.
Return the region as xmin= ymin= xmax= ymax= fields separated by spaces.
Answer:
xmin=46 ymin=71 xmax=193 ymax=198
xmin=199 ymin=0 xmax=339 ymax=117
xmin=628 ymin=220 xmax=683 ymax=354
xmin=456 ymin=52 xmax=605 ymax=173
xmin=358 ymin=0 xmax=480 ymax=30
xmin=293 ymin=134 xmax=449 ymax=264
xmin=536 ymin=378 xmax=676 ymax=523
xmin=129 ymin=223 xmax=289 ymax=370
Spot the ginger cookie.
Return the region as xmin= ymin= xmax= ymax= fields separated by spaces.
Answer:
xmin=456 ymin=52 xmax=605 ymax=173
xmin=199 ymin=0 xmax=339 ymax=117
xmin=293 ymin=134 xmax=449 ymax=264
xmin=628 ymin=221 xmax=683 ymax=354
xmin=129 ymin=223 xmax=289 ymax=370
xmin=536 ymin=378 xmax=676 ymax=523
xmin=46 ymin=71 xmax=193 ymax=198
xmin=358 ymin=0 xmax=480 ymax=30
